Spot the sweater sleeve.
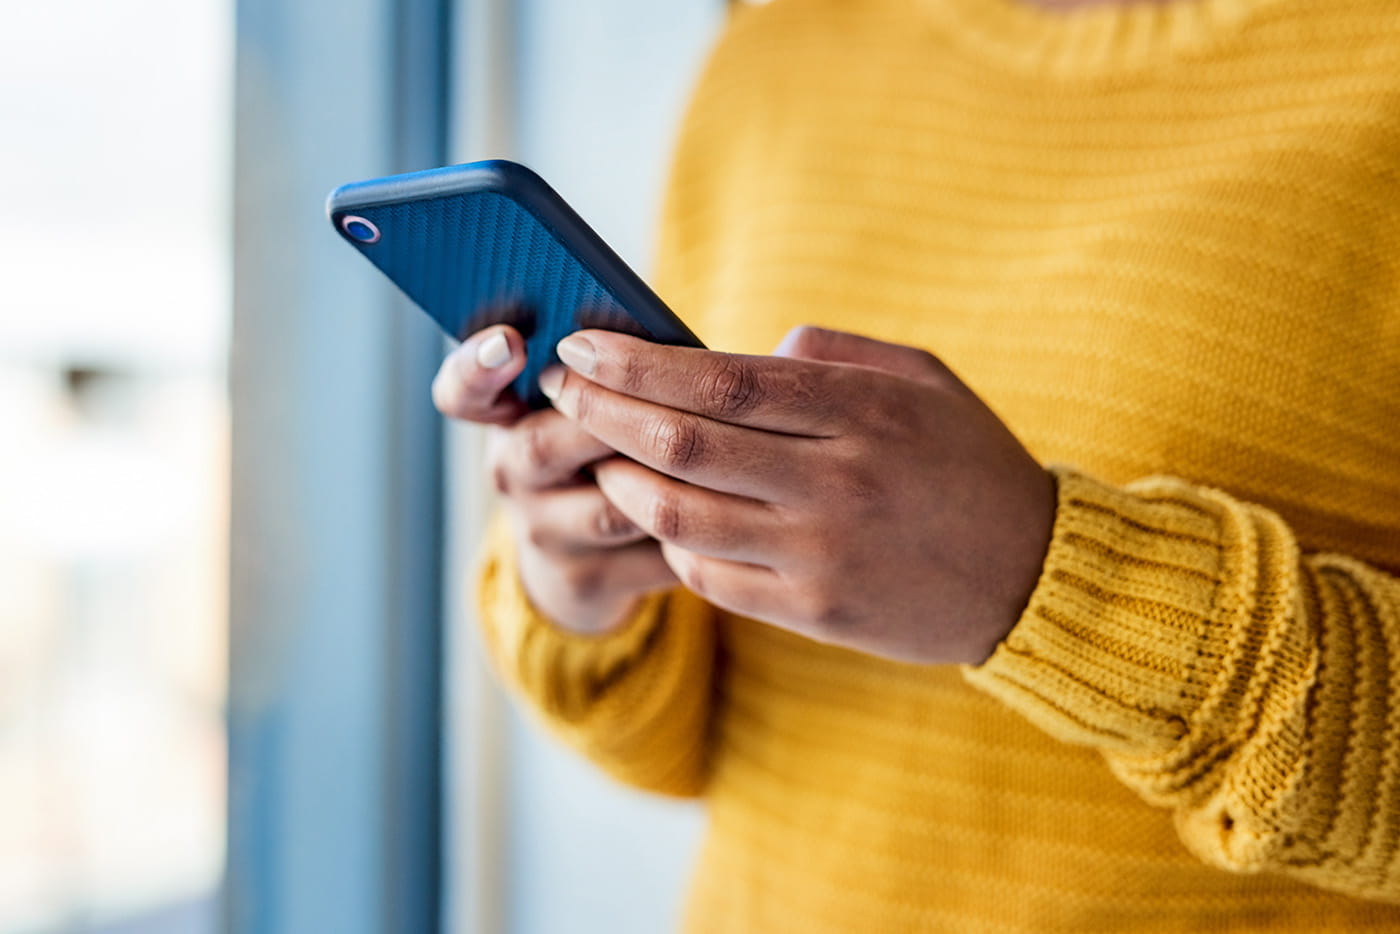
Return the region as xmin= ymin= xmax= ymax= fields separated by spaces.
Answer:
xmin=965 ymin=466 xmax=1400 ymax=902
xmin=475 ymin=515 xmax=717 ymax=797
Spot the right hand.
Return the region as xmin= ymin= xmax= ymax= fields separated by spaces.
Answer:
xmin=433 ymin=325 xmax=678 ymax=633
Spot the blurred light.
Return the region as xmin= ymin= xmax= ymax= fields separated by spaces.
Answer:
xmin=0 ymin=0 xmax=231 ymax=931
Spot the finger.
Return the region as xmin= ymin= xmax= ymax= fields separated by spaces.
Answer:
xmin=432 ymin=325 xmax=529 ymax=425
xmin=775 ymin=324 xmax=972 ymax=395
xmin=591 ymin=542 xmax=680 ymax=598
xmin=519 ymin=538 xmax=679 ymax=610
xmin=515 ymin=484 xmax=650 ymax=552
xmin=659 ymin=541 xmax=788 ymax=624
xmin=552 ymin=330 xmax=849 ymax=436
xmin=593 ymin=458 xmax=785 ymax=565
xmin=541 ymin=366 xmax=815 ymax=503
xmin=492 ymin=409 xmax=616 ymax=492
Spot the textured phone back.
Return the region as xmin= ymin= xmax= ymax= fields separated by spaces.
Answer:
xmin=342 ymin=189 xmax=664 ymax=408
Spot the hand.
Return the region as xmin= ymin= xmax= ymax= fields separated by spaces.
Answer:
xmin=538 ymin=325 xmax=1057 ymax=664
xmin=432 ymin=325 xmax=677 ymax=633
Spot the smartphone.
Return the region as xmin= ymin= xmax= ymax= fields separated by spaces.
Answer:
xmin=326 ymin=159 xmax=704 ymax=409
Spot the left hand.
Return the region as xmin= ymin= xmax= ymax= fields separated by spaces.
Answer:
xmin=538 ymin=325 xmax=1057 ymax=665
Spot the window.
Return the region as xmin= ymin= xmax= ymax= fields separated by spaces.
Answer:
xmin=0 ymin=1 xmax=231 ymax=930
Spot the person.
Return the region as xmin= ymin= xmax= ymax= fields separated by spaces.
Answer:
xmin=432 ymin=0 xmax=1400 ymax=929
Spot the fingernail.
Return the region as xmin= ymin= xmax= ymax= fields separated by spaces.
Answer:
xmin=538 ymin=366 xmax=564 ymax=401
xmin=556 ymin=335 xmax=596 ymax=376
xmin=476 ymin=331 xmax=511 ymax=369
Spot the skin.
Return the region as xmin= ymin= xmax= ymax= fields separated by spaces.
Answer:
xmin=433 ymin=324 xmax=1056 ymax=666
xmin=430 ymin=2 xmax=1167 ymax=667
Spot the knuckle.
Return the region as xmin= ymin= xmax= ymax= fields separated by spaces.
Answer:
xmin=569 ymin=379 xmax=595 ymax=424
xmin=525 ymin=520 xmax=554 ymax=552
xmin=836 ymin=460 xmax=884 ymax=513
xmin=782 ymin=324 xmax=825 ymax=358
xmin=614 ymin=351 xmax=650 ymax=396
xmin=912 ymin=347 xmax=951 ymax=378
xmin=800 ymin=583 xmax=846 ymax=631
xmin=857 ymin=382 xmax=906 ymax=433
xmin=912 ymin=348 xmax=966 ymax=392
xmin=790 ymin=372 xmax=841 ymax=419
xmin=562 ymin=560 xmax=607 ymax=602
xmin=698 ymin=355 xmax=762 ymax=420
xmin=485 ymin=430 xmax=515 ymax=494
xmin=646 ymin=413 xmax=706 ymax=472
xmin=807 ymin=445 xmax=882 ymax=518
xmin=798 ymin=520 xmax=841 ymax=563
xmin=912 ymin=348 xmax=942 ymax=372
xmin=521 ymin=422 xmax=552 ymax=475
xmin=594 ymin=502 xmax=636 ymax=540
xmin=647 ymin=491 xmax=685 ymax=542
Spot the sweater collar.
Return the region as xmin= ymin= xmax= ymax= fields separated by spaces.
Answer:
xmin=921 ymin=0 xmax=1287 ymax=80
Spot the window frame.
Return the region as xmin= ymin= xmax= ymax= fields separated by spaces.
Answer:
xmin=226 ymin=0 xmax=450 ymax=930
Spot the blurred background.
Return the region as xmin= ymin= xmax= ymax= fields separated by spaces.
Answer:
xmin=1 ymin=0 xmax=726 ymax=931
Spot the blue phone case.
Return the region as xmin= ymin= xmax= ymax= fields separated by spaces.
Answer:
xmin=326 ymin=160 xmax=704 ymax=409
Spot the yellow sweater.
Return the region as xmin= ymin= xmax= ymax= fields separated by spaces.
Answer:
xmin=477 ymin=0 xmax=1400 ymax=930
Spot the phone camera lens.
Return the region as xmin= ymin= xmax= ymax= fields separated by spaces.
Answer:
xmin=341 ymin=215 xmax=381 ymax=244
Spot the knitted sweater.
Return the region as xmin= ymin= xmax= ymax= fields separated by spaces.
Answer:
xmin=476 ymin=0 xmax=1400 ymax=929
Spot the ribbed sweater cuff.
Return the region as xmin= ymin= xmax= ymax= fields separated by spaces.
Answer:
xmin=965 ymin=467 xmax=1255 ymax=758
xmin=476 ymin=514 xmax=670 ymax=722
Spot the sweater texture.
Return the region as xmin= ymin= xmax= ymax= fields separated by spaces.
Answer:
xmin=477 ymin=0 xmax=1400 ymax=929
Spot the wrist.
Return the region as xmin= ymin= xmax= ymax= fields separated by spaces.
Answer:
xmin=516 ymin=542 xmax=648 ymax=636
xmin=963 ymin=466 xmax=1058 ymax=666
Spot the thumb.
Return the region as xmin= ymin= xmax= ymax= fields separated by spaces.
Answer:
xmin=432 ymin=324 xmax=530 ymax=425
xmin=774 ymin=325 xmax=968 ymax=391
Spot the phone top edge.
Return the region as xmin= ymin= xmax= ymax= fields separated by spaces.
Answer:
xmin=326 ymin=159 xmax=705 ymax=350
xmin=326 ymin=159 xmax=547 ymax=215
